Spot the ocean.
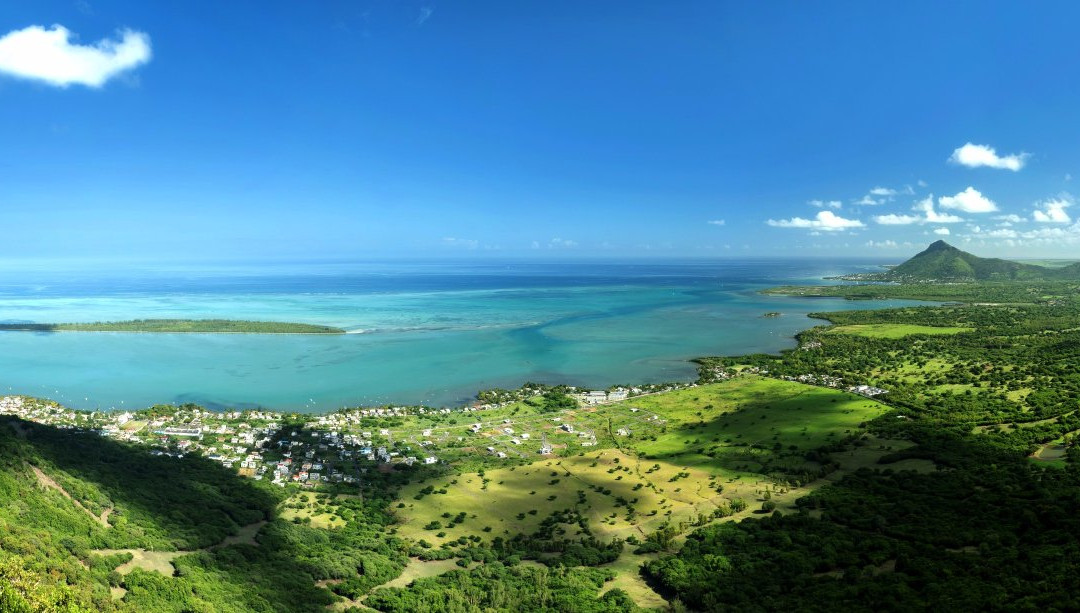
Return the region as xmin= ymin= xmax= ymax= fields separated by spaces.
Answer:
xmin=0 ymin=258 xmax=914 ymax=412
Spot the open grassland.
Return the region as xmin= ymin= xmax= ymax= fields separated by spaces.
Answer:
xmin=279 ymin=494 xmax=345 ymax=529
xmin=628 ymin=376 xmax=889 ymax=473
xmin=95 ymin=549 xmax=186 ymax=576
xmin=395 ymin=377 xmax=891 ymax=549
xmin=592 ymin=552 xmax=666 ymax=609
xmin=396 ymin=447 xmax=757 ymax=547
xmin=827 ymin=323 xmax=974 ymax=339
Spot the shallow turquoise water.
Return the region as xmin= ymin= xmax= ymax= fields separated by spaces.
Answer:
xmin=0 ymin=259 xmax=911 ymax=411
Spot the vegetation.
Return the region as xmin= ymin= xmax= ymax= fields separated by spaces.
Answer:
xmin=0 ymin=319 xmax=345 ymax=334
xmin=825 ymin=323 xmax=973 ymax=339
xmin=833 ymin=240 xmax=1080 ymax=282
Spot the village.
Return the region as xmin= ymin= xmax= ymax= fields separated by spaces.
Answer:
xmin=0 ymin=383 xmax=683 ymax=493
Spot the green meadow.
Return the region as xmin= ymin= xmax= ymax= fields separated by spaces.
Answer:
xmin=394 ymin=376 xmax=890 ymax=551
xmin=827 ymin=323 xmax=974 ymax=339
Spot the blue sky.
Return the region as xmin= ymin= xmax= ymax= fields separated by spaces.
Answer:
xmin=2 ymin=1 xmax=1080 ymax=260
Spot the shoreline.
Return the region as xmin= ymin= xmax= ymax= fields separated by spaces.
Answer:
xmin=2 ymin=285 xmax=860 ymax=417
xmin=0 ymin=279 xmax=964 ymax=415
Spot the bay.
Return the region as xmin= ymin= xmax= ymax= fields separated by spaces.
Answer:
xmin=0 ymin=258 xmax=911 ymax=411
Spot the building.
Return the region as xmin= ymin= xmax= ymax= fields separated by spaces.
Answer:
xmin=584 ymin=391 xmax=608 ymax=404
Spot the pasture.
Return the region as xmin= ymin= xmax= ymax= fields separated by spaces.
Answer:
xmin=827 ymin=323 xmax=974 ymax=339
xmin=394 ymin=376 xmax=889 ymax=548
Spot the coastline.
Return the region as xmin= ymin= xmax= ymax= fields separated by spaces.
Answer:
xmin=3 ymin=285 xmax=867 ymax=417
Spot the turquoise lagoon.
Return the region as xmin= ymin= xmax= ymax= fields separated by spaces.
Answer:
xmin=0 ymin=259 xmax=910 ymax=411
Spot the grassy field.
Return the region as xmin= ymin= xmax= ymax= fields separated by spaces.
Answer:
xmin=592 ymin=552 xmax=666 ymax=608
xmin=279 ymin=494 xmax=346 ymax=529
xmin=628 ymin=376 xmax=889 ymax=473
xmin=827 ymin=323 xmax=974 ymax=339
xmin=95 ymin=549 xmax=186 ymax=576
xmin=394 ymin=377 xmax=890 ymax=549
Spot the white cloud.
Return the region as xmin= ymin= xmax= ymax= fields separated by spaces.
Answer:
xmin=993 ymin=214 xmax=1024 ymax=223
xmin=416 ymin=7 xmax=434 ymax=26
xmin=873 ymin=213 xmax=921 ymax=225
xmin=706 ymin=219 xmax=726 ymax=226
xmin=442 ymin=237 xmax=479 ymax=249
xmin=853 ymin=195 xmax=883 ymax=206
xmin=933 ymin=227 xmax=951 ymax=235
xmin=808 ymin=199 xmax=842 ymax=209
xmin=949 ymin=143 xmax=1028 ymax=171
xmin=766 ymin=210 xmax=864 ymax=231
xmin=938 ymin=187 xmax=998 ymax=213
xmin=0 ymin=25 xmax=151 ymax=87
xmin=874 ymin=195 xmax=964 ymax=225
xmin=865 ymin=240 xmax=899 ymax=248
xmin=851 ymin=185 xmax=902 ymax=207
xmin=1032 ymin=198 xmax=1072 ymax=223
xmin=547 ymin=238 xmax=578 ymax=249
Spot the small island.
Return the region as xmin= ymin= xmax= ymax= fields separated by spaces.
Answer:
xmin=0 ymin=319 xmax=346 ymax=334
xmin=761 ymin=312 xmax=781 ymax=318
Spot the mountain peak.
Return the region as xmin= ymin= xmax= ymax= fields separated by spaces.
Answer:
xmin=888 ymin=241 xmax=1064 ymax=281
xmin=925 ymin=240 xmax=956 ymax=252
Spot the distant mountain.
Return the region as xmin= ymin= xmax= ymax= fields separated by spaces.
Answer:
xmin=879 ymin=241 xmax=1080 ymax=282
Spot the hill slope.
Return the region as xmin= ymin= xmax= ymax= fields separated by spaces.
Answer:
xmin=884 ymin=240 xmax=1080 ymax=281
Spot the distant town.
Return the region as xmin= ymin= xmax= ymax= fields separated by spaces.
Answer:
xmin=0 ymin=368 xmax=887 ymax=492
xmin=0 ymin=383 xmax=688 ymax=489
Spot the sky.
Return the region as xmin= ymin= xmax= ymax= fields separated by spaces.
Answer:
xmin=2 ymin=1 xmax=1080 ymax=261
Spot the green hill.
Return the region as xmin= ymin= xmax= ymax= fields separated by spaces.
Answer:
xmin=886 ymin=240 xmax=1080 ymax=281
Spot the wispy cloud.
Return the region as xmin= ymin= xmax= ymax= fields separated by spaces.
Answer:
xmin=933 ymin=227 xmax=951 ymax=235
xmin=416 ymin=6 xmax=434 ymax=26
xmin=706 ymin=219 xmax=726 ymax=226
xmin=938 ymin=187 xmax=998 ymax=213
xmin=0 ymin=25 xmax=150 ymax=87
xmin=949 ymin=142 xmax=1028 ymax=171
xmin=865 ymin=240 xmax=908 ymax=248
xmin=766 ymin=210 xmax=864 ymax=231
xmin=993 ymin=214 xmax=1025 ymax=223
xmin=808 ymin=199 xmax=842 ymax=209
xmin=547 ymin=238 xmax=578 ymax=249
xmin=852 ymin=186 xmax=900 ymax=206
xmin=873 ymin=213 xmax=921 ymax=225
xmin=442 ymin=237 xmax=479 ymax=249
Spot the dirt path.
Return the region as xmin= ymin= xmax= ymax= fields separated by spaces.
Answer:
xmin=30 ymin=465 xmax=111 ymax=527
xmin=214 ymin=520 xmax=267 ymax=547
xmin=96 ymin=518 xmax=269 ymax=590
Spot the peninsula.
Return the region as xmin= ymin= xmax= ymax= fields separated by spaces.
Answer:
xmin=0 ymin=319 xmax=346 ymax=334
